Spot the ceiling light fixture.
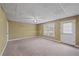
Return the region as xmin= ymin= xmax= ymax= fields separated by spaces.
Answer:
xmin=33 ymin=16 xmax=38 ymax=24
xmin=34 ymin=19 xmax=37 ymax=23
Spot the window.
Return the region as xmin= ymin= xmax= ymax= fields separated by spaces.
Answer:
xmin=43 ymin=23 xmax=54 ymax=37
xmin=62 ymin=22 xmax=73 ymax=33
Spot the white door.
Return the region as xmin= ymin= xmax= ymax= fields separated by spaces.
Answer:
xmin=61 ymin=20 xmax=75 ymax=45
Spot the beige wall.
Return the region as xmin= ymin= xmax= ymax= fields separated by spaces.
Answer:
xmin=9 ymin=21 xmax=37 ymax=39
xmin=36 ymin=24 xmax=43 ymax=36
xmin=54 ymin=20 xmax=61 ymax=41
xmin=76 ymin=16 xmax=79 ymax=46
xmin=0 ymin=6 xmax=8 ymax=55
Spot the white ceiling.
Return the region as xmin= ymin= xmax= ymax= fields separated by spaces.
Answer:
xmin=1 ymin=3 xmax=79 ymax=24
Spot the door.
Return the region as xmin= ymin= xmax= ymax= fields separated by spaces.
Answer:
xmin=61 ymin=20 xmax=75 ymax=45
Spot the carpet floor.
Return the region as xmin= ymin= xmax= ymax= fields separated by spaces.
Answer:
xmin=3 ymin=37 xmax=79 ymax=56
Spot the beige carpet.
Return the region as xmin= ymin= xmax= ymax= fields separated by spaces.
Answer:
xmin=3 ymin=37 xmax=79 ymax=56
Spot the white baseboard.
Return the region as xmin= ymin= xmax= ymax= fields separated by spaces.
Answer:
xmin=53 ymin=39 xmax=61 ymax=43
xmin=8 ymin=36 xmax=36 ymax=41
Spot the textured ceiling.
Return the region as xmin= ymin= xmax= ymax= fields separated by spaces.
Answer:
xmin=1 ymin=3 xmax=79 ymax=24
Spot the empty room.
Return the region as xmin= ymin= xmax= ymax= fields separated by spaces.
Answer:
xmin=0 ymin=3 xmax=79 ymax=56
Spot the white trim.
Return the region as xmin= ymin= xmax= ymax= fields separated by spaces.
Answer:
xmin=0 ymin=21 xmax=9 ymax=56
xmin=8 ymin=36 xmax=36 ymax=41
xmin=53 ymin=39 xmax=61 ymax=43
